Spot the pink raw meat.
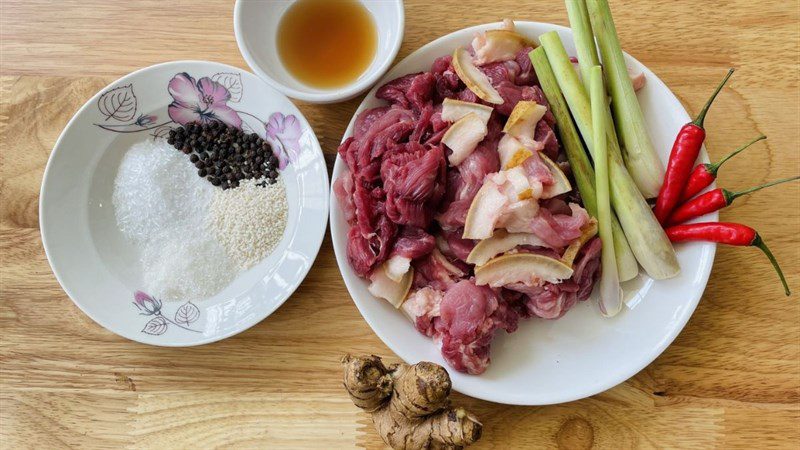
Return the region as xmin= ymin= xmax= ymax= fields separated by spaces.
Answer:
xmin=523 ymin=203 xmax=590 ymax=248
xmin=339 ymin=107 xmax=416 ymax=182
xmin=438 ymin=333 xmax=494 ymax=375
xmin=435 ymin=280 xmax=520 ymax=374
xmin=376 ymin=72 xmax=436 ymax=111
xmin=354 ymin=106 xmax=389 ymax=138
xmin=522 ymin=148 xmax=556 ymax=185
xmin=508 ymin=282 xmax=581 ymax=319
xmin=454 ymin=88 xmax=480 ymax=103
xmin=439 ymin=280 xmax=498 ymax=341
xmin=402 ymin=287 xmax=445 ymax=337
xmin=504 ymin=236 xmax=602 ymax=319
xmin=334 ymin=41 xmax=606 ymax=375
xmin=437 ymin=228 xmax=476 ymax=262
xmin=392 ymin=226 xmax=436 ymax=260
xmin=333 ymin=172 xmax=356 ymax=224
xmin=514 ymin=47 xmax=536 ymax=86
xmin=413 ymin=250 xmax=464 ymax=291
xmin=572 ymin=236 xmax=602 ymax=300
xmin=345 ymin=213 xmax=397 ymax=278
xmin=430 ymin=55 xmax=462 ymax=101
xmin=480 ymin=61 xmax=517 ymax=85
xmin=535 ymin=120 xmax=559 ymax=161
xmin=493 ymin=82 xmax=542 ymax=116
xmin=383 ymin=143 xmax=446 ymax=228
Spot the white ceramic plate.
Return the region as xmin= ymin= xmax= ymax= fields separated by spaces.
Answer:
xmin=330 ymin=22 xmax=717 ymax=405
xmin=41 ymin=60 xmax=329 ymax=346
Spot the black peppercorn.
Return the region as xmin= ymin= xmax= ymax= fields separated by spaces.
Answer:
xmin=174 ymin=123 xmax=280 ymax=188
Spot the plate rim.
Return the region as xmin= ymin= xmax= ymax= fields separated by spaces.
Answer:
xmin=40 ymin=59 xmax=329 ymax=347
xmin=329 ymin=21 xmax=717 ymax=404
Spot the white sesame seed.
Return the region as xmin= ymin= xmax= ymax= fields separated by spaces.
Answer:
xmin=209 ymin=177 xmax=288 ymax=271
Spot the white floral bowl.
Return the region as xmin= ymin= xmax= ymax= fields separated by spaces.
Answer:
xmin=40 ymin=61 xmax=329 ymax=346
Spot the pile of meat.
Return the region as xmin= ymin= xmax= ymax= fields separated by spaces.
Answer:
xmin=335 ymin=26 xmax=601 ymax=375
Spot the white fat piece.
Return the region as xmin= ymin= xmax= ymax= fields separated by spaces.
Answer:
xmin=442 ymin=113 xmax=488 ymax=166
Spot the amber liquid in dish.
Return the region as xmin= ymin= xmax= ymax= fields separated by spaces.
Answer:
xmin=277 ymin=0 xmax=378 ymax=89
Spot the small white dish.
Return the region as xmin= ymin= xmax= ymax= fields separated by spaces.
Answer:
xmin=330 ymin=21 xmax=718 ymax=405
xmin=234 ymin=0 xmax=404 ymax=103
xmin=41 ymin=60 xmax=329 ymax=346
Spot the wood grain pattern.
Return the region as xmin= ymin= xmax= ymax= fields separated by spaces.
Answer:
xmin=1 ymin=0 xmax=798 ymax=448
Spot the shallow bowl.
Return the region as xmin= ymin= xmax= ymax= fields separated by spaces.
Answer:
xmin=41 ymin=60 xmax=329 ymax=346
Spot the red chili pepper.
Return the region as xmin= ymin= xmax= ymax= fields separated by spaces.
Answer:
xmin=667 ymin=176 xmax=800 ymax=225
xmin=654 ymin=68 xmax=735 ymax=224
xmin=680 ymin=135 xmax=766 ymax=202
xmin=666 ymin=222 xmax=790 ymax=296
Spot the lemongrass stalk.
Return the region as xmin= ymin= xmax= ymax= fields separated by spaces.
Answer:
xmin=529 ymin=47 xmax=638 ymax=281
xmin=565 ymin=0 xmax=622 ymax=152
xmin=539 ymin=31 xmax=679 ymax=280
xmin=590 ymin=65 xmax=623 ymax=316
xmin=586 ymin=0 xmax=664 ymax=199
xmin=565 ymin=0 xmax=599 ymax=93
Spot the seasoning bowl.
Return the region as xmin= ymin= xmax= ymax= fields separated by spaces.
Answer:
xmin=233 ymin=0 xmax=405 ymax=103
xmin=40 ymin=61 xmax=329 ymax=346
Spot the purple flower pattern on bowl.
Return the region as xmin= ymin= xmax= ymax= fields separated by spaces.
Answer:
xmin=133 ymin=291 xmax=201 ymax=335
xmin=135 ymin=114 xmax=158 ymax=127
xmin=94 ymin=71 xmax=303 ymax=170
xmin=167 ymin=73 xmax=242 ymax=127
xmin=266 ymin=112 xmax=303 ymax=170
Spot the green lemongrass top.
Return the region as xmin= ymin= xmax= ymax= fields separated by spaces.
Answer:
xmin=566 ymin=0 xmax=600 ymax=93
xmin=587 ymin=0 xmax=664 ymax=199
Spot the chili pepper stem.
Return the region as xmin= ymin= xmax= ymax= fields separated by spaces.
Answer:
xmin=752 ymin=234 xmax=791 ymax=296
xmin=725 ymin=176 xmax=800 ymax=203
xmin=692 ymin=68 xmax=735 ymax=128
xmin=707 ymin=134 xmax=766 ymax=176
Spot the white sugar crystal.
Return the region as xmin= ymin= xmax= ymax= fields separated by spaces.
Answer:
xmin=113 ymin=140 xmax=212 ymax=242
xmin=113 ymin=140 xmax=288 ymax=302
xmin=141 ymin=223 xmax=236 ymax=301
xmin=113 ymin=140 xmax=236 ymax=301
xmin=210 ymin=177 xmax=288 ymax=270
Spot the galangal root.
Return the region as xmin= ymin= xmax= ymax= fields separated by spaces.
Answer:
xmin=342 ymin=354 xmax=482 ymax=449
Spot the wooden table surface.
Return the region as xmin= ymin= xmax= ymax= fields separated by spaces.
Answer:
xmin=1 ymin=0 xmax=799 ymax=448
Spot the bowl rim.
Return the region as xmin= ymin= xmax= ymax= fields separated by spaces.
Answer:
xmin=232 ymin=0 xmax=405 ymax=104
xmin=40 ymin=59 xmax=329 ymax=347
xmin=329 ymin=20 xmax=718 ymax=404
